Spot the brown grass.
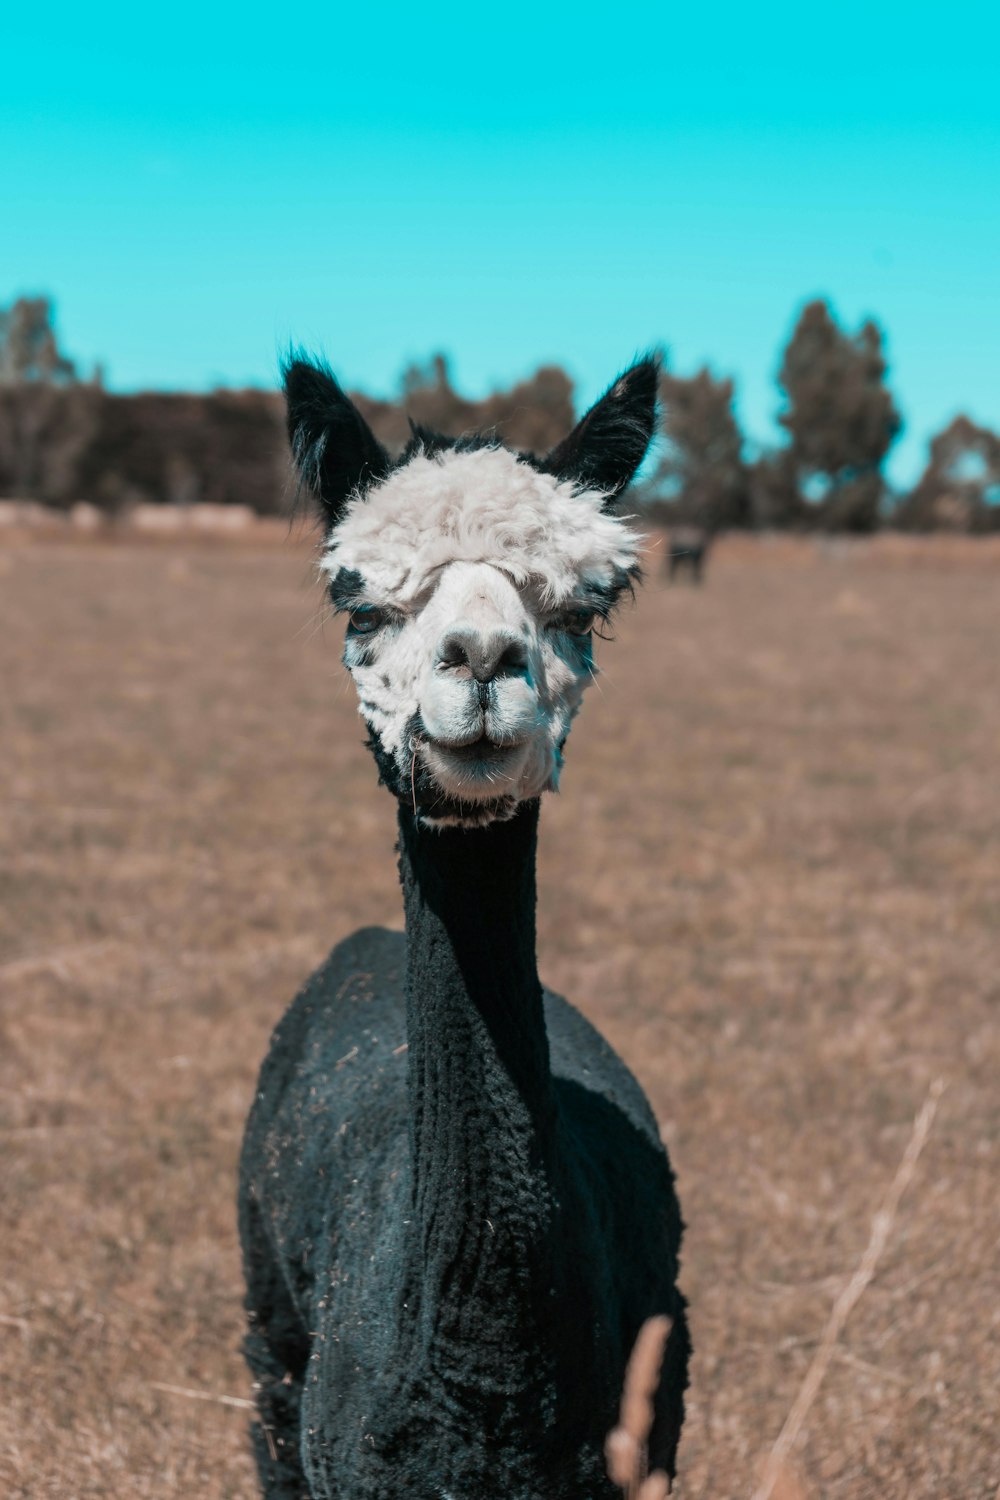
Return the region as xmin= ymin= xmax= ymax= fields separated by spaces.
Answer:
xmin=1 ymin=533 xmax=998 ymax=1498
xmin=749 ymin=1080 xmax=943 ymax=1500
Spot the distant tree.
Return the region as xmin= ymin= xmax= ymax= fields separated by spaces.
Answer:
xmin=775 ymin=300 xmax=901 ymax=531
xmin=75 ymin=390 xmax=288 ymax=513
xmin=400 ymin=352 xmax=470 ymax=434
xmin=397 ymin=353 xmax=574 ymax=456
xmin=892 ymin=415 xmax=1000 ymax=532
xmin=642 ymin=366 xmax=751 ymax=531
xmin=0 ymin=296 xmax=78 ymax=385
xmin=0 ymin=297 xmax=100 ymax=504
xmin=747 ymin=451 xmax=807 ymax=529
xmin=479 ymin=364 xmax=574 ymax=454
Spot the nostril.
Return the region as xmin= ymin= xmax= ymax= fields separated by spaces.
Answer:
xmin=496 ymin=639 xmax=528 ymax=676
xmin=436 ymin=632 xmax=472 ymax=672
xmin=436 ymin=627 xmax=528 ymax=682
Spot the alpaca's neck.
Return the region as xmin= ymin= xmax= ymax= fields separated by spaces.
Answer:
xmin=397 ymin=801 xmax=558 ymax=1379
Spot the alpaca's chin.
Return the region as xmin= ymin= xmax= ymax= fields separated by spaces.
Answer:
xmin=421 ymin=736 xmax=531 ymax=803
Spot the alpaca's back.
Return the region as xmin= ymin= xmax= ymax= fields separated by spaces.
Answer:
xmin=239 ymin=928 xmax=687 ymax=1496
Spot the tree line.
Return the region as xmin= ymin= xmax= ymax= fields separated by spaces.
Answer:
xmin=1 ymin=296 xmax=997 ymax=531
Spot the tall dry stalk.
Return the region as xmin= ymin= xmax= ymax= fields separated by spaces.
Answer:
xmin=606 ymin=1315 xmax=674 ymax=1499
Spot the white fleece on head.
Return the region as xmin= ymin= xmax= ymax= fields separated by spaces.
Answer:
xmin=320 ymin=446 xmax=640 ymax=603
xmin=319 ymin=444 xmax=641 ymax=825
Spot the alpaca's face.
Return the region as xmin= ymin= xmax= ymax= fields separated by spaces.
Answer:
xmin=321 ymin=446 xmax=640 ymax=826
xmin=284 ymin=354 xmax=657 ymax=827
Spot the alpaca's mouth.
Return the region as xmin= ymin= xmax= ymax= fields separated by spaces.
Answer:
xmin=421 ymin=733 xmax=529 ymax=798
xmin=429 ymin=733 xmax=523 ymax=764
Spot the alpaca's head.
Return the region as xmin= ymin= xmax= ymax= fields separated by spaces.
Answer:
xmin=285 ymin=355 xmax=657 ymax=827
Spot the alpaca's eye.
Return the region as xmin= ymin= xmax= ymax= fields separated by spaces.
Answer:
xmin=347 ymin=607 xmax=385 ymax=636
xmin=562 ymin=610 xmax=596 ymax=637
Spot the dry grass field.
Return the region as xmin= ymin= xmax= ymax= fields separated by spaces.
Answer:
xmin=1 ymin=530 xmax=998 ymax=1499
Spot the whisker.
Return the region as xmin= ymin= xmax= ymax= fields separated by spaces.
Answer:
xmin=293 ymin=601 xmax=334 ymax=648
xmin=590 ymin=656 xmax=619 ymax=695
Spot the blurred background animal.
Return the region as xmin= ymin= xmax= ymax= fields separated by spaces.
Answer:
xmin=666 ymin=525 xmax=710 ymax=584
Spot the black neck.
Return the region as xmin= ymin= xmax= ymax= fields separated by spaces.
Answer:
xmin=397 ymin=800 xmax=558 ymax=1373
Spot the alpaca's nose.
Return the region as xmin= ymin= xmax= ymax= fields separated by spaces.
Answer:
xmin=435 ymin=626 xmax=528 ymax=683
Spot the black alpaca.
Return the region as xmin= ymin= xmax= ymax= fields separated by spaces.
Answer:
xmin=666 ymin=526 xmax=710 ymax=584
xmin=239 ymin=355 xmax=690 ymax=1499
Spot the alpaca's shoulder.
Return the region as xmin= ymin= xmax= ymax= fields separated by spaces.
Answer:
xmin=543 ymin=989 xmax=661 ymax=1146
xmin=263 ymin=925 xmax=406 ymax=1060
xmin=239 ymin=928 xmax=411 ymax=1305
xmin=305 ymin=923 xmax=407 ymax=1012
xmin=245 ymin=926 xmax=408 ymax=1142
xmin=242 ymin=924 xmax=408 ymax=1151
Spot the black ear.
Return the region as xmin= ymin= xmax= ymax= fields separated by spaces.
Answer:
xmin=540 ymin=357 xmax=659 ymax=507
xmin=282 ymin=354 xmax=391 ymax=525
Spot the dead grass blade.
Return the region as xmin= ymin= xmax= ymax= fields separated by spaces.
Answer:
xmin=606 ymin=1315 xmax=673 ymax=1499
xmin=149 ymin=1381 xmax=255 ymax=1412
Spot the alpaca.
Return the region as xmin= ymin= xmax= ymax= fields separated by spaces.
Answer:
xmin=238 ymin=354 xmax=690 ymax=1500
xmin=666 ymin=525 xmax=709 ymax=584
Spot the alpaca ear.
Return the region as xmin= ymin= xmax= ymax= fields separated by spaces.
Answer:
xmin=540 ymin=357 xmax=659 ymax=507
xmin=283 ymin=355 xmax=391 ymax=526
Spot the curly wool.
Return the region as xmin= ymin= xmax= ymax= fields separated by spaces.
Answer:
xmin=239 ymin=805 xmax=690 ymax=1500
xmin=321 ymin=446 xmax=642 ymax=608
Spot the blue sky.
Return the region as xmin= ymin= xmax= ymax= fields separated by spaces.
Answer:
xmin=3 ymin=1 xmax=997 ymax=485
